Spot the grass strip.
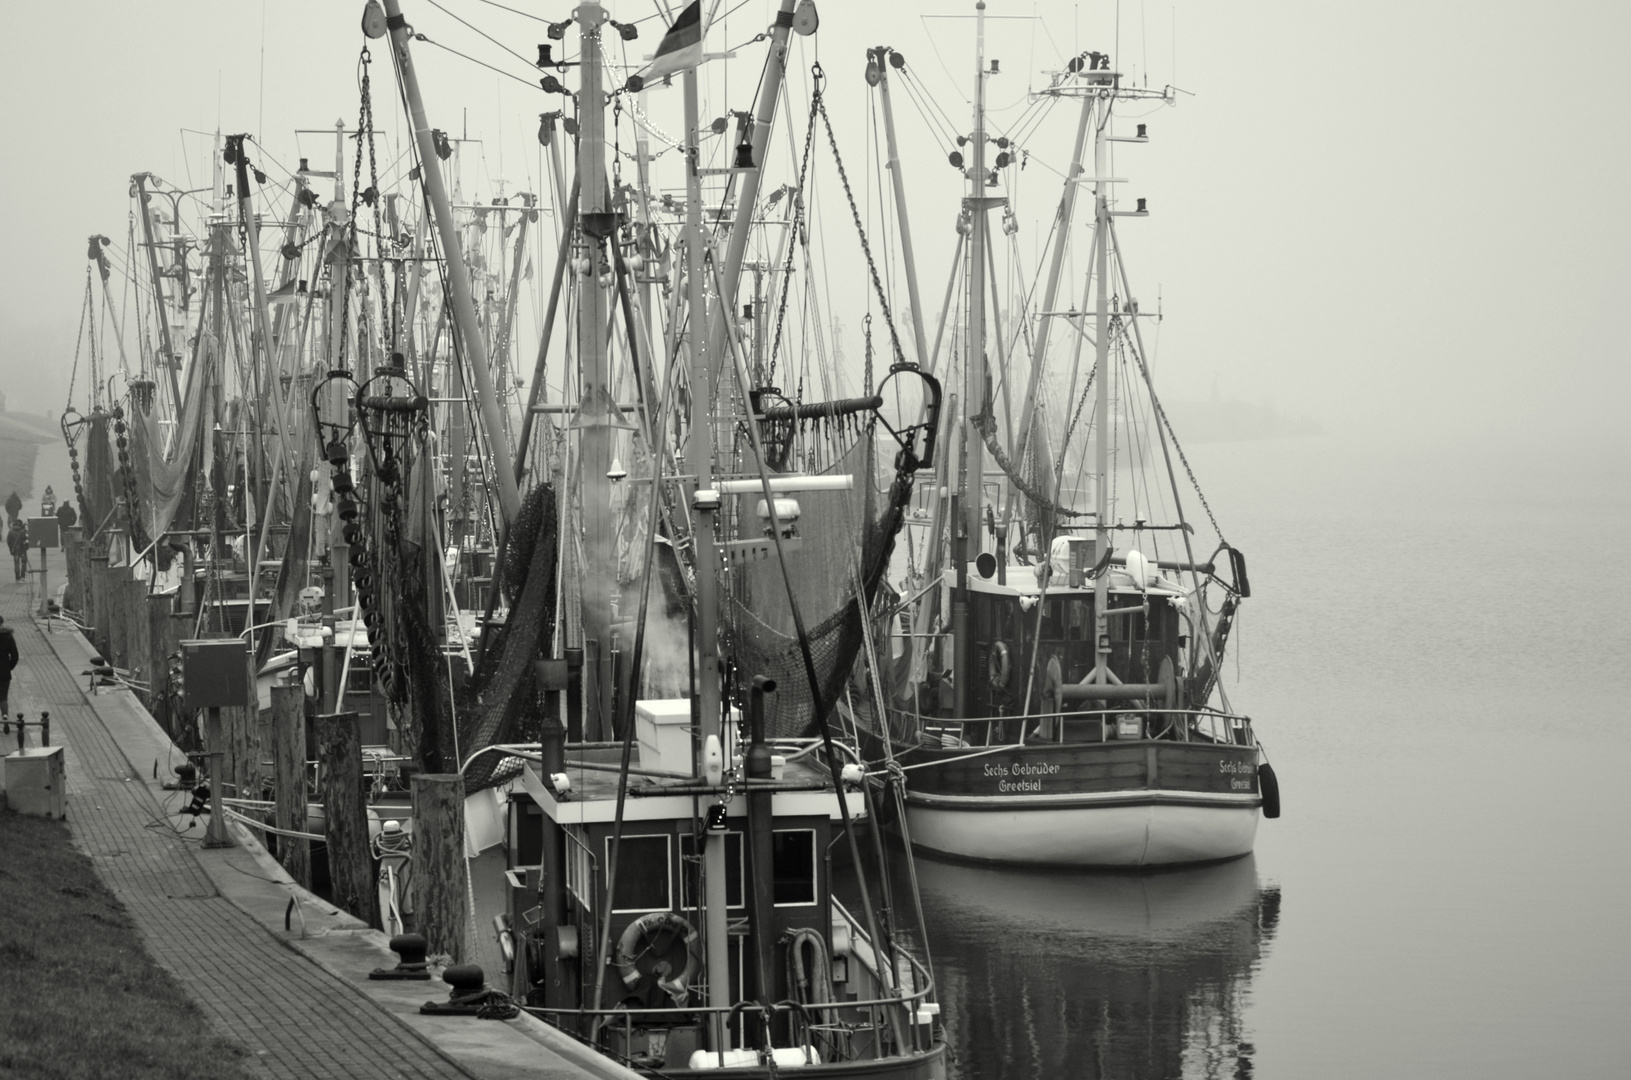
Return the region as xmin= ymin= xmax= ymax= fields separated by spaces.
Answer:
xmin=0 ymin=809 xmax=256 ymax=1080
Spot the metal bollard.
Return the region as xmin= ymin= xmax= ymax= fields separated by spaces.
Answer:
xmin=12 ymin=712 xmax=51 ymax=750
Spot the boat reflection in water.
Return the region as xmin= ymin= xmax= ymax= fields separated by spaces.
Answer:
xmin=915 ymin=854 xmax=1280 ymax=1080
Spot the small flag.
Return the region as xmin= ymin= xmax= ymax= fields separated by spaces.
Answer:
xmin=645 ymin=1 xmax=704 ymax=82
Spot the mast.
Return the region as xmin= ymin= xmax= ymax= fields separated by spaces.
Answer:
xmin=955 ymin=0 xmax=990 ymax=718
xmin=575 ymin=5 xmax=616 ymax=735
xmin=1007 ymin=90 xmax=1094 ymax=530
xmin=701 ymin=0 xmax=798 ymax=370
xmin=874 ymin=50 xmax=931 ymax=372
xmin=132 ymin=174 xmax=185 ymax=424
xmin=681 ymin=58 xmax=733 ymax=1037
xmin=381 ymin=0 xmax=522 ymax=526
xmin=1091 ymin=108 xmax=1111 ymax=683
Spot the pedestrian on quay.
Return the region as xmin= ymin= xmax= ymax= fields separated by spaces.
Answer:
xmin=0 ymin=615 xmax=16 ymax=719
xmin=4 ymin=490 xmax=21 ymax=524
xmin=7 ymin=518 xmax=28 ymax=581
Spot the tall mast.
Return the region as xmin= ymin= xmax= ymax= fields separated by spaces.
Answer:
xmin=575 ymin=4 xmax=616 ymax=734
xmin=701 ymin=0 xmax=798 ymax=371
xmin=955 ymin=0 xmax=990 ymax=719
xmin=681 ymin=58 xmax=733 ymax=1036
xmin=874 ymin=51 xmax=931 ymax=373
xmin=132 ymin=174 xmax=185 ymax=423
xmin=1091 ymin=106 xmax=1111 ymax=683
xmin=1007 ymin=90 xmax=1095 ymax=528
xmin=382 ymin=0 xmax=521 ymax=526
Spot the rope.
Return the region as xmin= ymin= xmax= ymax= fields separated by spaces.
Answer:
xmin=68 ymin=269 xmax=91 ymax=409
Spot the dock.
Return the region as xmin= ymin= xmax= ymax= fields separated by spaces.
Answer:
xmin=0 ymin=579 xmax=634 ymax=1080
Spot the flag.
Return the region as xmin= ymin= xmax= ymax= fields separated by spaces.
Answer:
xmin=645 ymin=1 xmax=704 ymax=82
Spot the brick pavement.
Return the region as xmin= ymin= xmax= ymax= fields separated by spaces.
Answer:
xmin=2 ymin=581 xmax=479 ymax=1080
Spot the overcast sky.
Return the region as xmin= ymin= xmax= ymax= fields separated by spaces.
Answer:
xmin=2 ymin=0 xmax=1626 ymax=453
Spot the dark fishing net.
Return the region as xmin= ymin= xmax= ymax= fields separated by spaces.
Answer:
xmin=459 ymin=481 xmax=558 ymax=791
xmin=724 ymin=420 xmax=916 ymax=738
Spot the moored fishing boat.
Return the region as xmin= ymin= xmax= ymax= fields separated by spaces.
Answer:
xmin=849 ymin=4 xmax=1279 ymax=868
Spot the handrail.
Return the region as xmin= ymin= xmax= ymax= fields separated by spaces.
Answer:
xmin=898 ymin=705 xmax=1252 ymax=726
xmin=521 ymin=980 xmax=935 ymax=1021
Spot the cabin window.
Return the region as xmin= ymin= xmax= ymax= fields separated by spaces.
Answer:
xmin=1040 ymin=597 xmax=1065 ymax=640
xmin=992 ymin=599 xmax=1017 ymax=641
xmin=565 ymin=829 xmax=595 ymax=907
xmin=605 ymin=834 xmax=672 ymax=913
xmin=771 ymin=829 xmax=817 ymax=906
xmin=1066 ymin=598 xmax=1091 ymax=641
xmin=680 ymin=832 xmax=744 ymax=910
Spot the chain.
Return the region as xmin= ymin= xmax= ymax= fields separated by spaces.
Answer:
xmin=112 ymin=405 xmax=150 ymax=552
xmin=767 ymin=82 xmax=822 ymax=388
xmin=863 ymin=313 xmax=873 ymax=395
xmin=812 ymin=64 xmax=909 ymax=372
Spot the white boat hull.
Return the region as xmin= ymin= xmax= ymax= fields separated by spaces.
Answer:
xmin=904 ymin=793 xmax=1260 ymax=868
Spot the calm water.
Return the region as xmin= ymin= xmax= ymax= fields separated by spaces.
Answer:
xmin=871 ymin=433 xmax=1631 ymax=1079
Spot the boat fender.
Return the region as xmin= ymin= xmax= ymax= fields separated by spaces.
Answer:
xmin=1258 ymin=762 xmax=1280 ymax=819
xmin=987 ymin=641 xmax=1012 ymax=689
xmin=615 ymin=911 xmax=699 ymax=1005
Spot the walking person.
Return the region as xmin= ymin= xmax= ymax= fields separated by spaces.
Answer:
xmin=0 ymin=616 xmax=16 ymax=720
xmin=7 ymin=519 xmax=28 ymax=581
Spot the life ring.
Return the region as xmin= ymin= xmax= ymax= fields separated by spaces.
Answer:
xmin=987 ymin=641 xmax=1012 ymax=689
xmin=616 ymin=911 xmax=700 ymax=1005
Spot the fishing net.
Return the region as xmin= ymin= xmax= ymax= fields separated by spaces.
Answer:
xmin=459 ymin=481 xmax=558 ymax=792
xmin=723 ymin=413 xmax=916 ymax=738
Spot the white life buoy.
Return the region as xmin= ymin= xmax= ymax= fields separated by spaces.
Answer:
xmin=615 ymin=911 xmax=699 ymax=1006
xmin=987 ymin=641 xmax=1012 ymax=689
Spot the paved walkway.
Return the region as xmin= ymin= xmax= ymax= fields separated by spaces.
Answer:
xmin=1 ymin=579 xmax=629 ymax=1080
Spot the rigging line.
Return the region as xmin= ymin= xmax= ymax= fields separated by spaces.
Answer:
xmin=892 ymin=69 xmax=955 ymax=150
xmin=468 ymin=0 xmax=551 ymax=22
xmin=917 ymin=17 xmax=972 ymax=105
xmin=423 ymin=0 xmax=539 ymax=72
xmin=414 ymin=33 xmax=545 ymax=93
xmin=900 ymin=66 xmax=964 ymax=149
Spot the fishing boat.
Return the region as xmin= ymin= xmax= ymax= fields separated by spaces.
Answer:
xmin=847 ymin=5 xmax=1280 ymax=868
xmin=350 ymin=1 xmax=946 ymax=1074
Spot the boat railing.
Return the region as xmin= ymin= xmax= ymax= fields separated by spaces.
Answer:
xmin=520 ymin=977 xmax=940 ymax=1060
xmin=894 ymin=705 xmax=1255 ymax=748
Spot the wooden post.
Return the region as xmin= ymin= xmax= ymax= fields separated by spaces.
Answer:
xmin=64 ymin=526 xmax=83 ymax=614
xmin=86 ymin=553 xmax=107 ymax=652
xmin=271 ymin=682 xmax=310 ymax=888
xmin=146 ymin=596 xmax=179 ymax=732
xmin=410 ymin=773 xmax=468 ymax=962
xmin=203 ymin=707 xmax=231 ymax=848
xmin=317 ymin=711 xmax=379 ymax=927
xmin=106 ymin=560 xmax=130 ymax=671
xmin=241 ymin=649 xmax=265 ymax=802
xmin=125 ymin=579 xmax=151 ymax=695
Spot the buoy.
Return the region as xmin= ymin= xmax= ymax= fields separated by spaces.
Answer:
xmin=1259 ymin=762 xmax=1281 ymax=819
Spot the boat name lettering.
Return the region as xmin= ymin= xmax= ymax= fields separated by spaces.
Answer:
xmin=982 ymin=761 xmax=1062 ymax=778
xmin=1218 ymin=760 xmax=1253 ymax=775
xmin=997 ymin=778 xmax=1043 ymax=793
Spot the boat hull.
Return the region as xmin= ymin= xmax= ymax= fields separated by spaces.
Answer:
xmin=889 ymin=739 xmax=1262 ymax=868
xmin=905 ymin=793 xmax=1259 ymax=867
xmin=644 ymin=1043 xmax=947 ymax=1079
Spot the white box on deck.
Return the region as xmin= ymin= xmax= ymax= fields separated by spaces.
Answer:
xmin=636 ymin=699 xmax=694 ymax=776
xmin=4 ymin=747 xmax=67 ymax=819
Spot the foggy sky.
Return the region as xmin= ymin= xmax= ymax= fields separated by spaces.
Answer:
xmin=2 ymin=0 xmax=1626 ymax=452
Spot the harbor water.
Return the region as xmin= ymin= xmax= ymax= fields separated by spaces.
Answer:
xmin=851 ymin=431 xmax=1631 ymax=1079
